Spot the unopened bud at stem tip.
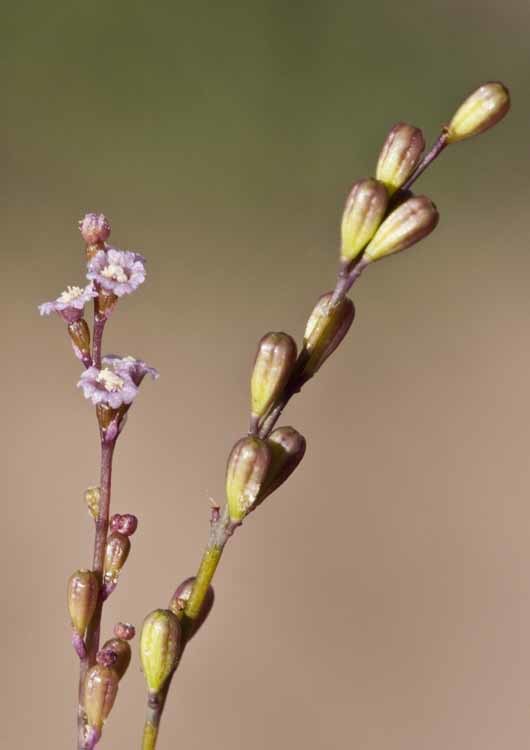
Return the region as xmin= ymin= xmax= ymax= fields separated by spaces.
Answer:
xmin=446 ymin=81 xmax=510 ymax=144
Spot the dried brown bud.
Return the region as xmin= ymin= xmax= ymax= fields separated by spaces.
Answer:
xmin=67 ymin=569 xmax=99 ymax=636
xmin=447 ymin=81 xmax=510 ymax=144
xmin=168 ymin=576 xmax=215 ymax=639
xmin=84 ymin=664 xmax=119 ymax=730
xmin=140 ymin=609 xmax=182 ymax=693
xmin=340 ymin=178 xmax=388 ymax=262
xmin=376 ymin=123 xmax=425 ymax=195
xmin=100 ymin=637 xmax=132 ymax=679
xmin=103 ymin=532 xmax=131 ymax=586
xmin=257 ymin=426 xmax=307 ymax=505
xmin=113 ymin=622 xmax=136 ymax=641
xmin=226 ymin=437 xmax=272 ymax=522
xmin=250 ymin=332 xmax=297 ymax=421
xmin=363 ymin=195 xmax=439 ymax=263
xmin=300 ymin=293 xmax=355 ymax=381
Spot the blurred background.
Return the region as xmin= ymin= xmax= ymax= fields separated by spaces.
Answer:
xmin=4 ymin=1 xmax=530 ymax=748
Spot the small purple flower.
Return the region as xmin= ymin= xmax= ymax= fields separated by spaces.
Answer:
xmin=39 ymin=284 xmax=97 ymax=323
xmin=87 ymin=248 xmax=146 ymax=297
xmin=78 ymin=367 xmax=138 ymax=409
xmin=79 ymin=213 xmax=111 ymax=245
xmin=102 ymin=354 xmax=159 ymax=386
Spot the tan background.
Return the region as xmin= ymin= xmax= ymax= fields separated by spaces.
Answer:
xmin=4 ymin=1 xmax=530 ymax=748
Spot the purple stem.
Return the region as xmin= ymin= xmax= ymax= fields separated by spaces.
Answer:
xmin=400 ymin=131 xmax=448 ymax=193
xmin=92 ymin=315 xmax=106 ymax=370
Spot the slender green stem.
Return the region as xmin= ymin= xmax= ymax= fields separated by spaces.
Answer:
xmin=185 ymin=545 xmax=223 ymax=621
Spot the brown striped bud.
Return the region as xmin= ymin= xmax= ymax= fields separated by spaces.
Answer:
xmin=85 ymin=486 xmax=100 ymax=520
xmin=67 ymin=570 xmax=99 ymax=636
xmin=257 ymin=426 xmax=307 ymax=505
xmin=363 ymin=195 xmax=439 ymax=263
xmin=140 ymin=609 xmax=182 ymax=693
xmin=250 ymin=332 xmax=297 ymax=421
xmin=68 ymin=319 xmax=91 ymax=365
xmin=226 ymin=437 xmax=271 ymax=522
xmin=376 ymin=123 xmax=425 ymax=195
xmin=300 ymin=293 xmax=355 ymax=381
xmin=340 ymin=179 xmax=388 ymax=262
xmin=168 ymin=576 xmax=215 ymax=639
xmin=84 ymin=665 xmax=119 ymax=730
xmin=100 ymin=638 xmax=132 ymax=679
xmin=446 ymin=82 xmax=510 ymax=144
xmin=103 ymin=532 xmax=131 ymax=586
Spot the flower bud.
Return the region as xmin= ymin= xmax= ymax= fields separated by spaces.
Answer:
xmin=446 ymin=82 xmax=510 ymax=144
xmin=68 ymin=320 xmax=91 ymax=365
xmin=226 ymin=437 xmax=271 ymax=522
xmin=103 ymin=532 xmax=131 ymax=586
xmin=140 ymin=609 xmax=182 ymax=693
xmin=100 ymin=637 xmax=132 ymax=679
xmin=79 ymin=213 xmax=111 ymax=245
xmin=257 ymin=426 xmax=307 ymax=505
xmin=84 ymin=664 xmax=119 ymax=731
xmin=96 ymin=648 xmax=118 ymax=668
xmin=67 ymin=570 xmax=99 ymax=636
xmin=110 ymin=513 xmax=138 ymax=536
xmin=300 ymin=293 xmax=355 ymax=381
xmin=168 ymin=576 xmax=214 ymax=639
xmin=376 ymin=123 xmax=425 ymax=195
xmin=250 ymin=332 xmax=297 ymax=420
xmin=114 ymin=622 xmax=136 ymax=641
xmin=85 ymin=486 xmax=100 ymax=520
xmin=362 ymin=195 xmax=439 ymax=263
xmin=340 ymin=178 xmax=388 ymax=262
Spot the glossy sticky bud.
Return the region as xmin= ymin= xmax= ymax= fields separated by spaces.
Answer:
xmin=257 ymin=426 xmax=307 ymax=505
xmin=103 ymin=532 xmax=131 ymax=584
xmin=84 ymin=665 xmax=119 ymax=730
xmin=340 ymin=178 xmax=388 ymax=262
xmin=67 ymin=569 xmax=99 ymax=636
xmin=363 ymin=195 xmax=439 ymax=262
xmin=168 ymin=576 xmax=215 ymax=639
xmin=376 ymin=123 xmax=425 ymax=195
xmin=301 ymin=293 xmax=355 ymax=380
xmin=250 ymin=332 xmax=297 ymax=419
xmin=447 ymin=82 xmax=510 ymax=143
xmin=100 ymin=638 xmax=132 ymax=680
xmin=140 ymin=609 xmax=182 ymax=693
xmin=226 ymin=437 xmax=271 ymax=522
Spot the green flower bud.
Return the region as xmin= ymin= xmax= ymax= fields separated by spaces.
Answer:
xmin=447 ymin=81 xmax=510 ymax=144
xmin=100 ymin=638 xmax=132 ymax=680
xmin=84 ymin=664 xmax=119 ymax=730
xmin=168 ymin=576 xmax=215 ymax=639
xmin=67 ymin=569 xmax=99 ymax=636
xmin=226 ymin=436 xmax=271 ymax=522
xmin=376 ymin=123 xmax=425 ymax=195
xmin=340 ymin=178 xmax=388 ymax=262
xmin=250 ymin=332 xmax=297 ymax=420
xmin=257 ymin=426 xmax=307 ymax=505
xmin=363 ymin=195 xmax=439 ymax=263
xmin=301 ymin=293 xmax=355 ymax=380
xmin=85 ymin=486 xmax=100 ymax=520
xmin=140 ymin=609 xmax=182 ymax=694
xmin=103 ymin=532 xmax=131 ymax=586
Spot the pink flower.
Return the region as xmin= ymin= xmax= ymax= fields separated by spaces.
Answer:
xmin=79 ymin=213 xmax=111 ymax=245
xmin=102 ymin=355 xmax=159 ymax=387
xmin=87 ymin=248 xmax=146 ymax=297
xmin=78 ymin=367 xmax=138 ymax=409
xmin=39 ymin=284 xmax=97 ymax=323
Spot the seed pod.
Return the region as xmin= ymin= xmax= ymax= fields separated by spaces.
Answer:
xmin=362 ymin=195 xmax=439 ymax=263
xmin=446 ymin=81 xmax=510 ymax=144
xmin=140 ymin=609 xmax=182 ymax=694
xmin=100 ymin=638 xmax=132 ymax=679
xmin=376 ymin=123 xmax=425 ymax=195
xmin=67 ymin=570 xmax=99 ymax=636
xmin=103 ymin=532 xmax=131 ymax=585
xmin=340 ymin=178 xmax=388 ymax=262
xmin=250 ymin=332 xmax=297 ymax=421
xmin=257 ymin=426 xmax=307 ymax=505
xmin=300 ymin=293 xmax=355 ymax=381
xmin=226 ymin=437 xmax=271 ymax=522
xmin=84 ymin=665 xmax=119 ymax=731
xmin=114 ymin=622 xmax=136 ymax=641
xmin=168 ymin=576 xmax=215 ymax=639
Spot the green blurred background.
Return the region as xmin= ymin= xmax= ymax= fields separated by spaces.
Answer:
xmin=4 ymin=2 xmax=530 ymax=749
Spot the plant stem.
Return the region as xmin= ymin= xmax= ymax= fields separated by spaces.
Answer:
xmin=92 ymin=315 xmax=106 ymax=370
xmin=400 ymin=131 xmax=448 ymax=193
xmin=141 ymin=688 xmax=169 ymax=750
xmin=185 ymin=546 xmax=223 ymax=621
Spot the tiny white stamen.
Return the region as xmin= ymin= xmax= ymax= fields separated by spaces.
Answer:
xmin=97 ymin=368 xmax=125 ymax=392
xmin=101 ymin=264 xmax=128 ymax=283
xmin=58 ymin=285 xmax=84 ymax=304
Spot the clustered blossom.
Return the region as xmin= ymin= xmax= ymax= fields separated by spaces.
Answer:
xmin=39 ymin=284 xmax=97 ymax=323
xmin=102 ymin=354 xmax=159 ymax=386
xmin=87 ymin=248 xmax=146 ymax=297
xmin=78 ymin=366 xmax=138 ymax=408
